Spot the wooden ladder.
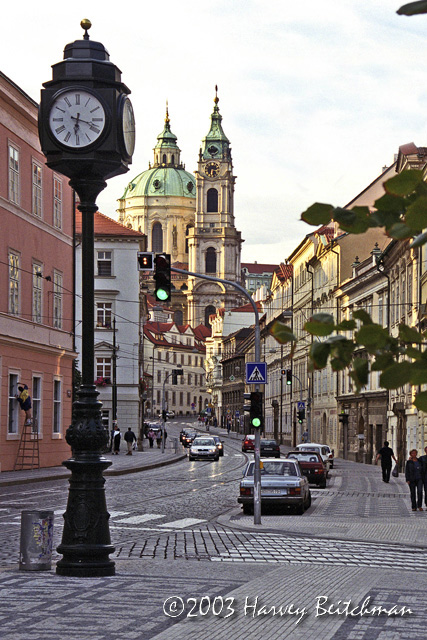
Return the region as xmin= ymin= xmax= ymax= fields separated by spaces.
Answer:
xmin=14 ymin=420 xmax=40 ymax=470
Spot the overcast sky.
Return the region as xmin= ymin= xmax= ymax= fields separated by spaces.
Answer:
xmin=3 ymin=0 xmax=427 ymax=263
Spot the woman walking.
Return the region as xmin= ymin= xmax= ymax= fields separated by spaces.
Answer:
xmin=405 ymin=449 xmax=423 ymax=512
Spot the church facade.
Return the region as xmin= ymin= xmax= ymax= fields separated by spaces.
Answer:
xmin=117 ymin=90 xmax=243 ymax=327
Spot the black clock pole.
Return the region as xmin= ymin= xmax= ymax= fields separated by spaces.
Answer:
xmin=39 ymin=20 xmax=134 ymax=577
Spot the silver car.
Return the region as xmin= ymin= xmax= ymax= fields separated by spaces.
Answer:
xmin=189 ymin=437 xmax=219 ymax=461
xmin=238 ymin=458 xmax=311 ymax=515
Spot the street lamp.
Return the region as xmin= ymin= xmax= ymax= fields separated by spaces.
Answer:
xmin=39 ymin=20 xmax=135 ymax=577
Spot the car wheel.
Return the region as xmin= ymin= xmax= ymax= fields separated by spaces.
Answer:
xmin=295 ymin=502 xmax=304 ymax=515
xmin=214 ymin=455 xmax=219 ymax=461
xmin=242 ymin=505 xmax=253 ymax=516
xmin=220 ymin=451 xmax=224 ymax=456
xmin=188 ymin=457 xmax=194 ymax=462
xmin=319 ymin=480 xmax=327 ymax=489
xmin=305 ymin=491 xmax=312 ymax=509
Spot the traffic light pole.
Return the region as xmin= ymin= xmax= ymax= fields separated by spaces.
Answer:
xmin=172 ymin=266 xmax=263 ymax=524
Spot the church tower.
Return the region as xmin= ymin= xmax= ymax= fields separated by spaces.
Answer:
xmin=187 ymin=88 xmax=243 ymax=327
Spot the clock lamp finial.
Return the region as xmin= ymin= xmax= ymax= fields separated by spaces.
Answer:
xmin=80 ymin=18 xmax=92 ymax=40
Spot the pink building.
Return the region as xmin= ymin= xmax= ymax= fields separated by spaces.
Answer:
xmin=0 ymin=71 xmax=75 ymax=472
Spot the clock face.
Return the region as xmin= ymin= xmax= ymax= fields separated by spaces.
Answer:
xmin=205 ymin=161 xmax=220 ymax=178
xmin=122 ymin=97 xmax=136 ymax=157
xmin=48 ymin=89 xmax=106 ymax=149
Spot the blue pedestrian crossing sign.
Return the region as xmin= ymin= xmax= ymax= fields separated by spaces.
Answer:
xmin=246 ymin=362 xmax=267 ymax=385
xmin=297 ymin=401 xmax=305 ymax=411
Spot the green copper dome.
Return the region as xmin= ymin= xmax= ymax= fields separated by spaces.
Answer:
xmin=121 ymin=107 xmax=196 ymax=199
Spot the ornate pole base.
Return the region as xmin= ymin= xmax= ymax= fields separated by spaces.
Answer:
xmin=56 ymin=385 xmax=115 ymax=577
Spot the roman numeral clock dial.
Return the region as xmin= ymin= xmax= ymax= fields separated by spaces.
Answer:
xmin=48 ymin=89 xmax=106 ymax=148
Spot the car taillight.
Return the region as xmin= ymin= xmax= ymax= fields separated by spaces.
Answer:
xmin=289 ymin=487 xmax=301 ymax=495
xmin=329 ymin=454 xmax=333 ymax=459
xmin=240 ymin=487 xmax=252 ymax=496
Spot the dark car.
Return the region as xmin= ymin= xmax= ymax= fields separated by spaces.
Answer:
xmin=182 ymin=431 xmax=198 ymax=447
xmin=260 ymin=439 xmax=280 ymax=458
xmin=212 ymin=436 xmax=224 ymax=456
xmin=286 ymin=451 xmax=327 ymax=488
xmin=242 ymin=435 xmax=255 ymax=452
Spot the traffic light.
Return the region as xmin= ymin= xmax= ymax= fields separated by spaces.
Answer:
xmin=154 ymin=253 xmax=171 ymax=301
xmin=137 ymin=252 xmax=154 ymax=271
xmin=162 ymin=409 xmax=167 ymax=421
xmin=338 ymin=412 xmax=349 ymax=425
xmin=297 ymin=408 xmax=305 ymax=424
xmin=250 ymin=391 xmax=263 ymax=428
xmin=281 ymin=368 xmax=292 ymax=386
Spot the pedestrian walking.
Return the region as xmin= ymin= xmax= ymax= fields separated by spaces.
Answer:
xmin=124 ymin=427 xmax=137 ymax=455
xmin=163 ymin=428 xmax=167 ymax=447
xmin=302 ymin=430 xmax=308 ymax=443
xmin=15 ymin=383 xmax=32 ymax=426
xmin=147 ymin=428 xmax=155 ymax=448
xmin=405 ymin=449 xmax=424 ymax=511
xmin=156 ymin=428 xmax=162 ymax=449
xmin=113 ymin=427 xmax=121 ymax=455
xmin=419 ymin=446 xmax=427 ymax=508
xmin=375 ymin=441 xmax=397 ymax=483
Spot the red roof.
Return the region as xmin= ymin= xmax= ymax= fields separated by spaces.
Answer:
xmin=242 ymin=262 xmax=279 ymax=274
xmin=194 ymin=324 xmax=211 ymax=339
xmin=229 ymin=300 xmax=262 ymax=313
xmin=75 ymin=210 xmax=145 ymax=237
xmin=275 ymin=263 xmax=293 ymax=282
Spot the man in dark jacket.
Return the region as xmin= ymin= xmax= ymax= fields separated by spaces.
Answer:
xmin=419 ymin=446 xmax=427 ymax=508
xmin=124 ymin=427 xmax=137 ymax=455
xmin=405 ymin=449 xmax=423 ymax=512
xmin=375 ymin=441 xmax=398 ymax=483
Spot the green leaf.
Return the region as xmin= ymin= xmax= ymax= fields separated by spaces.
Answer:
xmin=351 ymin=358 xmax=369 ymax=387
xmin=369 ymin=209 xmax=401 ymax=231
xmin=374 ymin=193 xmax=406 ymax=215
xmin=409 ymin=360 xmax=427 ymax=384
xmin=356 ymin=324 xmax=389 ymax=349
xmin=330 ymin=339 xmax=355 ymax=370
xmin=397 ymin=1 xmax=427 ymax=16
xmin=405 ymin=196 xmax=427 ymax=230
xmin=404 ymin=346 xmax=423 ymax=360
xmin=410 ymin=231 xmax=427 ymax=249
xmin=399 ymin=323 xmax=423 ymax=344
xmin=380 ymin=361 xmax=413 ymax=389
xmin=269 ymin=320 xmax=297 ymax=344
xmin=301 ymin=202 xmax=334 ymax=226
xmin=388 ymin=223 xmax=415 ymax=240
xmin=414 ymin=391 xmax=427 ymax=412
xmin=384 ymin=170 xmax=424 ymax=196
xmin=333 ymin=207 xmax=371 ymax=234
xmin=335 ymin=319 xmax=357 ymax=331
xmin=352 ymin=309 xmax=373 ymax=325
xmin=309 ymin=342 xmax=331 ymax=369
xmin=304 ymin=313 xmax=335 ymax=336
xmin=371 ymin=353 xmax=396 ymax=371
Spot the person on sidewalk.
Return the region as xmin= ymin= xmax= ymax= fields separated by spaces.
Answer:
xmin=113 ymin=427 xmax=121 ymax=455
xmin=375 ymin=441 xmax=397 ymax=483
xmin=156 ymin=429 xmax=162 ymax=449
xmin=163 ymin=428 xmax=167 ymax=448
xmin=405 ymin=449 xmax=423 ymax=512
xmin=419 ymin=446 xmax=427 ymax=508
xmin=124 ymin=427 xmax=137 ymax=455
xmin=15 ymin=383 xmax=32 ymax=426
xmin=147 ymin=428 xmax=155 ymax=448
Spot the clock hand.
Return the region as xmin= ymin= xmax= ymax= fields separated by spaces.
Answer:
xmin=71 ymin=114 xmax=93 ymax=126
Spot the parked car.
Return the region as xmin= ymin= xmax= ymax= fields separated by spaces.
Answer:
xmin=166 ymin=410 xmax=175 ymax=419
xmin=242 ymin=435 xmax=255 ymax=452
xmin=260 ymin=439 xmax=280 ymax=458
xmin=295 ymin=443 xmax=331 ymax=474
xmin=212 ymin=436 xmax=224 ymax=456
xmin=182 ymin=431 xmax=199 ymax=448
xmin=238 ymin=458 xmax=311 ymax=515
xmin=286 ymin=451 xmax=327 ymax=488
xmin=323 ymin=444 xmax=334 ymax=468
xmin=189 ymin=437 xmax=219 ymax=461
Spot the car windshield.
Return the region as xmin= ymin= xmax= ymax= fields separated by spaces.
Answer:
xmin=213 ymin=437 xmax=221 ymax=443
xmin=246 ymin=461 xmax=297 ymax=477
xmin=193 ymin=438 xmax=215 ymax=446
xmin=288 ymin=453 xmax=321 ymax=463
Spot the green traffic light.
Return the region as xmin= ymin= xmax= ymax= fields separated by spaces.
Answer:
xmin=156 ymin=288 xmax=169 ymax=301
xmin=251 ymin=417 xmax=261 ymax=427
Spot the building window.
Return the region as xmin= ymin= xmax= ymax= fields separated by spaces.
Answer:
xmin=408 ymin=267 xmax=413 ymax=314
xmin=204 ymin=305 xmax=216 ymax=327
xmin=32 ymin=264 xmax=43 ymax=324
xmin=172 ymin=391 xmax=176 ymax=404
xmin=378 ymin=295 xmax=383 ymax=327
xmin=205 ymin=247 xmax=216 ymax=274
xmin=157 ymin=390 xmax=161 ymax=404
xmin=32 ymin=163 xmax=42 ymax=217
xmin=188 ymin=374 xmax=192 ymax=385
xmin=179 ymin=392 xmax=183 ymax=406
xmin=53 ymin=271 xmax=63 ymax=329
xmin=8 ymin=374 xmax=19 ymax=434
xmin=53 ymin=177 xmax=62 ymax=229
xmin=152 ymin=222 xmax=163 ymax=253
xmin=53 ymin=379 xmax=61 ymax=434
xmin=9 ymin=252 xmax=20 ymax=315
xmin=96 ymin=302 xmax=112 ymax=328
xmin=96 ymin=357 xmax=112 ymax=381
xmin=101 ymin=410 xmax=109 ymax=431
xmin=187 ymin=392 xmax=191 ymax=405
xmin=97 ymin=251 xmax=112 ymax=276
xmin=207 ymin=188 xmax=218 ymax=212
xmin=157 ymin=370 xmax=161 ymax=383
xmin=8 ymin=145 xmax=19 ymax=204
xmin=32 ymin=376 xmax=41 ymax=434
xmin=158 ymin=352 xmax=161 ymax=361
xmin=185 ymin=224 xmax=194 ymax=253
xmin=174 ymin=309 xmax=183 ymax=325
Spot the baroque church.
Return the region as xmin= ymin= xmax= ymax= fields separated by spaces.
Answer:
xmin=117 ymin=89 xmax=244 ymax=327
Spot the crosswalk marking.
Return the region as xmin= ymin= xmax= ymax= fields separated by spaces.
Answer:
xmin=115 ymin=514 xmax=164 ymax=524
xmin=158 ymin=518 xmax=205 ymax=528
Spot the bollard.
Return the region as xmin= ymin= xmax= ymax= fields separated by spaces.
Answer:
xmin=19 ymin=510 xmax=54 ymax=571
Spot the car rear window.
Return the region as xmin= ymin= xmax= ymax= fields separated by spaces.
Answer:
xmin=288 ymin=452 xmax=321 ymax=462
xmin=246 ymin=461 xmax=297 ymax=477
xmin=261 ymin=440 xmax=277 ymax=445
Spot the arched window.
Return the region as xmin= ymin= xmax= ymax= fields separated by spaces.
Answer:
xmin=204 ymin=305 xmax=216 ymax=327
xmin=205 ymin=247 xmax=216 ymax=273
xmin=171 ymin=154 xmax=175 ymax=165
xmin=152 ymin=222 xmax=163 ymax=253
xmin=185 ymin=224 xmax=194 ymax=253
xmin=174 ymin=309 xmax=183 ymax=325
xmin=162 ymin=154 xmax=167 ymax=164
xmin=207 ymin=188 xmax=218 ymax=212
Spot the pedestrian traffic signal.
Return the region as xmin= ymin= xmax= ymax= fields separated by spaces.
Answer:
xmin=281 ymin=368 xmax=292 ymax=386
xmin=297 ymin=408 xmax=305 ymax=424
xmin=250 ymin=391 xmax=263 ymax=429
xmin=154 ymin=253 xmax=171 ymax=301
xmin=137 ymin=252 xmax=154 ymax=271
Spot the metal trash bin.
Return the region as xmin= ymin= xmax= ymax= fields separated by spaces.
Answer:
xmin=19 ymin=510 xmax=54 ymax=571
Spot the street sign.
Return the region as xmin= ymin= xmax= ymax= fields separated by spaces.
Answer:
xmin=297 ymin=401 xmax=305 ymax=411
xmin=191 ymin=403 xmax=195 ymax=409
xmin=246 ymin=362 xmax=267 ymax=385
xmin=235 ymin=410 xmax=240 ymax=417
